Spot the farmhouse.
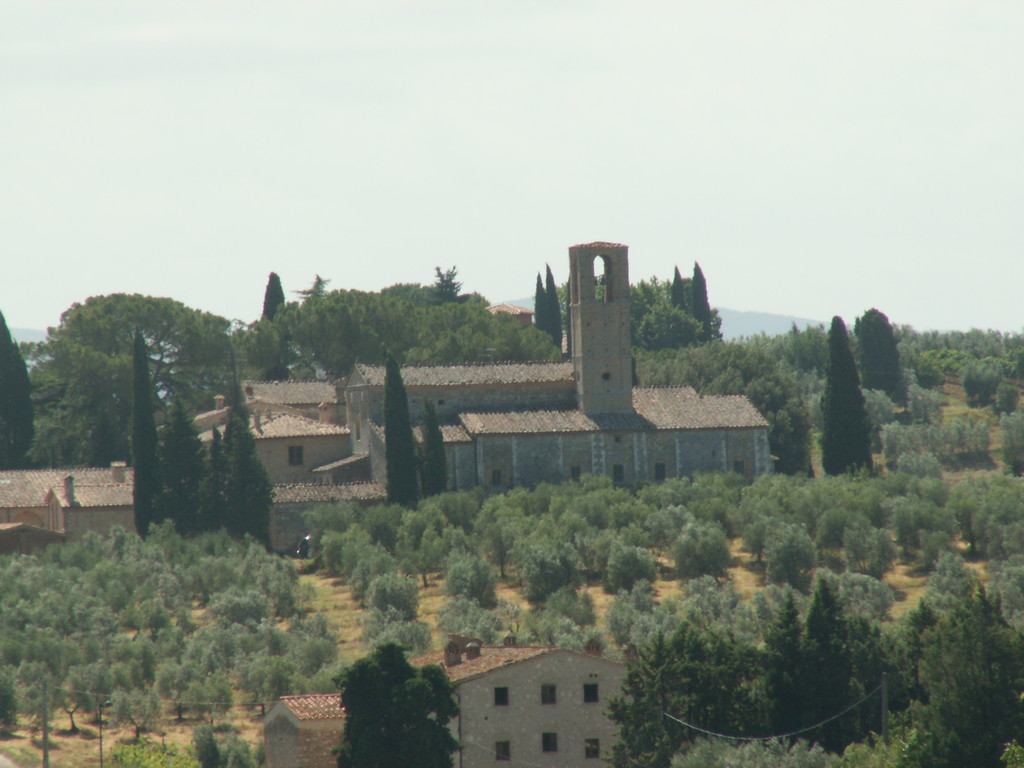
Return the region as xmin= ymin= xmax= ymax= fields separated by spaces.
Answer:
xmin=344 ymin=242 xmax=772 ymax=491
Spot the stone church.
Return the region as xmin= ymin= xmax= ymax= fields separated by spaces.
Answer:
xmin=344 ymin=242 xmax=772 ymax=491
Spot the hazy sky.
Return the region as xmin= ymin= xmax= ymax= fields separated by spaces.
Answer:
xmin=2 ymin=2 xmax=1022 ymax=334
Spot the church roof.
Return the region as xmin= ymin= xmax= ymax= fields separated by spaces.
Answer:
xmin=0 ymin=468 xmax=134 ymax=509
xmin=487 ymin=303 xmax=533 ymax=316
xmin=352 ymin=361 xmax=572 ymax=388
xmin=274 ymin=694 xmax=343 ymax=721
xmin=458 ymin=387 xmax=767 ymax=435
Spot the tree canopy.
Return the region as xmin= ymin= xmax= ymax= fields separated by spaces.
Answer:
xmin=821 ymin=316 xmax=873 ymax=476
xmin=0 ymin=309 xmax=34 ymax=469
xmin=335 ymin=643 xmax=459 ymax=768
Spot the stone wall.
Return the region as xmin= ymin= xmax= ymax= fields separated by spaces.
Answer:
xmin=63 ymin=507 xmax=136 ymax=540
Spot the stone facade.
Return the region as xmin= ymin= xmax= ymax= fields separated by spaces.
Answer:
xmin=411 ymin=642 xmax=626 ymax=768
xmin=264 ymin=694 xmax=344 ymax=768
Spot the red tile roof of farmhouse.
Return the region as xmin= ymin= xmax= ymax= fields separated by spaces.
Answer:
xmin=410 ymin=646 xmax=556 ymax=683
xmin=272 ymin=482 xmax=385 ymax=504
xmin=244 ymin=380 xmax=338 ymax=405
xmin=0 ymin=468 xmax=134 ymax=508
xmin=457 ymin=388 xmax=768 ymax=435
xmin=487 ymin=303 xmax=534 ymax=316
xmin=353 ymin=361 xmax=572 ymax=388
xmin=277 ymin=694 xmax=344 ymax=721
xmin=200 ymin=413 xmax=348 ymax=441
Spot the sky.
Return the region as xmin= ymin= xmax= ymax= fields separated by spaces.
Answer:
xmin=2 ymin=1 xmax=1022 ymax=335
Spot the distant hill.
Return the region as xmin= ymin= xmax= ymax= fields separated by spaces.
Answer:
xmin=503 ymin=298 xmax=823 ymax=341
xmin=716 ymin=308 xmax=824 ymax=340
xmin=11 ymin=328 xmax=46 ymax=344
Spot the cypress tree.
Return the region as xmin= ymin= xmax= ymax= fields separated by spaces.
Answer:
xmin=854 ymin=308 xmax=904 ymax=405
xmin=261 ymin=272 xmax=286 ymax=321
xmin=157 ymin=399 xmax=206 ymax=535
xmin=0 ymin=310 xmax=34 ymax=469
xmin=419 ymin=400 xmax=447 ymax=498
xmin=691 ymin=262 xmax=715 ymax=343
xmin=802 ymin=578 xmax=852 ymax=752
xmin=384 ymin=355 xmax=418 ymax=507
xmin=821 ymin=316 xmax=873 ymax=475
xmin=199 ymin=427 xmax=229 ymax=531
xmin=533 ymin=273 xmax=549 ymax=339
xmin=223 ymin=409 xmax=273 ymax=546
xmin=670 ymin=266 xmax=690 ymax=314
xmin=544 ymin=265 xmax=563 ymax=352
xmin=131 ymin=331 xmax=161 ymax=537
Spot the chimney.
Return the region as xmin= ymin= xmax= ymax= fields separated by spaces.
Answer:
xmin=319 ymin=402 xmax=332 ymax=424
xmin=253 ymin=411 xmax=262 ymax=434
xmin=63 ymin=476 xmax=77 ymax=506
xmin=214 ymin=394 xmax=226 ymax=410
xmin=465 ymin=642 xmax=481 ymax=660
xmin=245 ymin=385 xmax=254 ymax=400
xmin=110 ymin=462 xmax=127 ymax=483
xmin=444 ymin=640 xmax=462 ymax=667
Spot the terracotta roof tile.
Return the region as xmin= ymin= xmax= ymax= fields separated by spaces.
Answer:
xmin=413 ymin=424 xmax=473 ymax=444
xmin=0 ymin=468 xmax=134 ymax=508
xmin=410 ymin=646 xmax=556 ymax=683
xmin=252 ymin=413 xmax=349 ymax=439
xmin=353 ymin=362 xmax=572 ymax=388
xmin=272 ymin=483 xmax=386 ymax=504
xmin=277 ymin=694 xmax=343 ymax=720
xmin=487 ymin=303 xmax=533 ymax=316
xmin=633 ymin=387 xmax=769 ymax=429
xmin=244 ymin=380 xmax=338 ymax=405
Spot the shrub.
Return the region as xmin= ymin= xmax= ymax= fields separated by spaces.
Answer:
xmin=606 ymin=541 xmax=658 ymax=593
xmin=364 ymin=573 xmax=419 ymax=621
xmin=764 ymin=522 xmax=816 ymax=592
xmin=996 ymin=382 xmax=1020 ymax=415
xmin=673 ymin=521 xmax=731 ymax=580
xmin=962 ymin=358 xmax=1003 ymax=405
xmin=444 ymin=553 xmax=498 ymax=608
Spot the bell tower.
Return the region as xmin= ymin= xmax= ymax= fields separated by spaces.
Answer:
xmin=569 ymin=242 xmax=633 ymax=413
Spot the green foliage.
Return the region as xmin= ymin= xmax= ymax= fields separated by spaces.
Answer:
xmin=112 ymin=742 xmax=200 ymax=768
xmin=335 ymin=643 xmax=459 ymax=768
xmin=432 ymin=266 xmax=462 ymax=304
xmin=384 ymin=356 xmax=419 ymax=507
xmin=0 ymin=309 xmax=34 ymax=469
xmin=544 ymin=264 xmax=564 ymax=351
xmin=223 ymin=410 xmax=273 ymax=546
xmin=690 ymin=262 xmax=720 ymax=343
xmin=764 ymin=521 xmax=816 ymax=592
xmin=419 ymin=400 xmax=447 ymax=498
xmin=261 ymin=272 xmax=285 ymax=322
xmin=132 ymin=330 xmax=162 ymax=537
xmin=963 ymin=358 xmax=1004 ymax=405
xmin=821 ymin=317 xmax=873 ymax=476
xmin=515 ymin=541 xmax=581 ymax=604
xmin=365 ymin=573 xmax=420 ymax=621
xmin=855 ymin=308 xmax=904 ymax=404
xmin=997 ymin=382 xmax=1020 ymax=415
xmin=158 ymin=399 xmax=206 ymax=535
xmin=670 ymin=266 xmax=690 ymax=314
xmin=673 ymin=521 xmax=731 ymax=581
xmin=607 ymin=540 xmax=659 ymax=593
xmin=671 ymin=739 xmax=835 ymax=768
xmin=444 ymin=553 xmax=497 ymax=608
xmin=1002 ymin=411 xmax=1024 ymax=476
xmin=0 ymin=667 xmax=16 ymax=730
xmin=30 ymin=294 xmax=233 ymax=466
xmin=436 ymin=597 xmax=502 ymax=644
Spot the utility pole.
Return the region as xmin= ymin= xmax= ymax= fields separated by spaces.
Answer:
xmin=881 ymin=672 xmax=889 ymax=745
xmin=41 ymin=679 xmax=50 ymax=768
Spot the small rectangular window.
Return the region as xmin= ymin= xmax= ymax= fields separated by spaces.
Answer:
xmin=583 ymin=683 xmax=599 ymax=703
xmin=612 ymin=464 xmax=624 ymax=483
xmin=288 ymin=446 xmax=304 ymax=466
xmin=494 ymin=686 xmax=509 ymax=706
xmin=491 ymin=468 xmax=502 ymax=487
xmin=654 ymin=462 xmax=666 ymax=481
xmin=540 ymin=684 xmax=556 ymax=704
xmin=584 ymin=738 xmax=600 ymax=759
xmin=495 ymin=741 xmax=511 ymax=761
xmin=570 ymin=465 xmax=582 ymax=481
xmin=542 ymin=732 xmax=558 ymax=753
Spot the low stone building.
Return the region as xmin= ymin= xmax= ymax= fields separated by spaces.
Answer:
xmin=270 ymin=481 xmax=385 ymax=553
xmin=0 ymin=465 xmax=135 ymax=544
xmin=345 ymin=242 xmax=773 ymax=492
xmin=264 ymin=693 xmax=344 ymax=768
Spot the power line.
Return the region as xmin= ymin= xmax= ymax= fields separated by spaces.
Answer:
xmin=663 ymin=682 xmax=883 ymax=743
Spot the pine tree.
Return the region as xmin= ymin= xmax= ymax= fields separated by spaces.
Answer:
xmin=670 ymin=266 xmax=690 ymax=314
xmin=384 ymin=355 xmax=418 ymax=507
xmin=419 ymin=400 xmax=447 ymax=498
xmin=691 ymin=262 xmax=718 ymax=343
xmin=544 ymin=264 xmax=563 ymax=352
xmin=223 ymin=409 xmax=273 ymax=546
xmin=854 ymin=308 xmax=904 ymax=405
xmin=0 ymin=310 xmax=34 ymax=469
xmin=157 ymin=399 xmax=206 ymax=535
xmin=821 ymin=316 xmax=873 ymax=475
xmin=199 ymin=428 xmax=229 ymax=531
xmin=261 ymin=272 xmax=286 ymax=321
xmin=131 ymin=331 xmax=161 ymax=537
